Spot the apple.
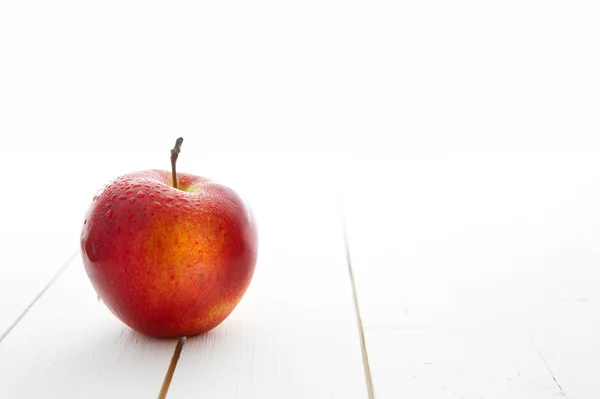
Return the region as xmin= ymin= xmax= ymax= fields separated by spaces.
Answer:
xmin=80 ymin=138 xmax=258 ymax=338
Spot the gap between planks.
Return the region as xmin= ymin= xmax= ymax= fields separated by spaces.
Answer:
xmin=157 ymin=337 xmax=186 ymax=399
xmin=0 ymin=251 xmax=78 ymax=344
xmin=532 ymin=339 xmax=569 ymax=398
xmin=342 ymin=219 xmax=375 ymax=399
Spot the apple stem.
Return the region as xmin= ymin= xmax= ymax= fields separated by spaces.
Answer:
xmin=170 ymin=137 xmax=184 ymax=189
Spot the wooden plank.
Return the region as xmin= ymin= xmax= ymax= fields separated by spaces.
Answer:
xmin=0 ymin=156 xmax=79 ymax=340
xmin=343 ymin=156 xmax=600 ymax=398
xmin=0 ymin=231 xmax=74 ymax=341
xmin=0 ymin=255 xmax=178 ymax=398
xmin=364 ymin=328 xmax=561 ymax=398
xmin=166 ymin=163 xmax=369 ymax=399
xmin=518 ymin=293 xmax=600 ymax=398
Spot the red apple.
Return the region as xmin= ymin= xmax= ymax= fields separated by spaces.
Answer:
xmin=80 ymin=143 xmax=257 ymax=338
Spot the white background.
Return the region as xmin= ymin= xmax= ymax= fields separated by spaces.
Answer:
xmin=2 ymin=0 xmax=599 ymax=161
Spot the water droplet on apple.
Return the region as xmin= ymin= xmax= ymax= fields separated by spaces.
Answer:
xmin=125 ymin=190 xmax=134 ymax=195
xmin=137 ymin=191 xmax=145 ymax=198
xmin=89 ymin=242 xmax=96 ymax=258
xmin=133 ymin=183 xmax=142 ymax=188
xmin=151 ymin=201 xmax=162 ymax=208
xmin=83 ymin=219 xmax=87 ymax=225
xmin=165 ymin=196 xmax=174 ymax=202
xmin=144 ymin=184 xmax=152 ymax=189
xmin=119 ymin=195 xmax=127 ymax=201
xmin=165 ymin=203 xmax=172 ymax=209
xmin=128 ymin=198 xmax=136 ymax=204
xmin=106 ymin=209 xmax=114 ymax=219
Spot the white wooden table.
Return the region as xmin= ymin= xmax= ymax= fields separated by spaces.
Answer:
xmin=0 ymin=154 xmax=599 ymax=398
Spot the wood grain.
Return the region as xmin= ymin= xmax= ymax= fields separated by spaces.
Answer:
xmin=0 ymin=255 xmax=178 ymax=398
xmin=343 ymin=155 xmax=600 ymax=398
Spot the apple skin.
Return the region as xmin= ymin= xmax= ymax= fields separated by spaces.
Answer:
xmin=80 ymin=169 xmax=257 ymax=338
